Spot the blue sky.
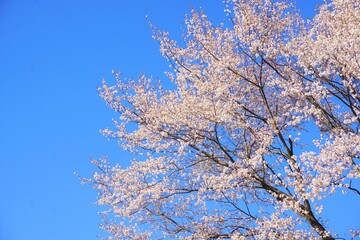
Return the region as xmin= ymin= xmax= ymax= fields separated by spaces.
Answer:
xmin=0 ymin=1 xmax=358 ymax=240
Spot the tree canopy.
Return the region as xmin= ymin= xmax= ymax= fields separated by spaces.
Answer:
xmin=87 ymin=0 xmax=360 ymax=239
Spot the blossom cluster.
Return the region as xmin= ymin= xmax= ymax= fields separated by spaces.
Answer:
xmin=87 ymin=0 xmax=360 ymax=239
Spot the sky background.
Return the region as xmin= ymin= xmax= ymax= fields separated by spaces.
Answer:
xmin=0 ymin=1 xmax=358 ymax=240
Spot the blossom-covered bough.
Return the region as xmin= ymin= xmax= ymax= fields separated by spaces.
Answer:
xmin=87 ymin=0 xmax=360 ymax=239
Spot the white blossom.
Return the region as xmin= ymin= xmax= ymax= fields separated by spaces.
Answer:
xmin=86 ymin=0 xmax=360 ymax=239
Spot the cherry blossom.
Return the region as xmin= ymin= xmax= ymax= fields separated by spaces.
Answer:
xmin=86 ymin=0 xmax=360 ymax=239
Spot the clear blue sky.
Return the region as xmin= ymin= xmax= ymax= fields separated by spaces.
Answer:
xmin=0 ymin=1 xmax=358 ymax=240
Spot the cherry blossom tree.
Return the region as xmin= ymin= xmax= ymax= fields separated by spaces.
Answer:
xmin=87 ymin=0 xmax=360 ymax=239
